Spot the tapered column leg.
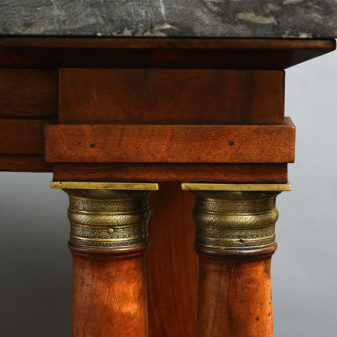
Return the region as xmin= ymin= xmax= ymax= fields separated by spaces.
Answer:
xmin=192 ymin=190 xmax=281 ymax=337
xmin=62 ymin=188 xmax=152 ymax=337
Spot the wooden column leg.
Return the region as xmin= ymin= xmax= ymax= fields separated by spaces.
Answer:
xmin=192 ymin=191 xmax=281 ymax=337
xmin=63 ymin=189 xmax=152 ymax=337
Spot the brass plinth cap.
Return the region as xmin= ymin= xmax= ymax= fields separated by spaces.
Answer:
xmin=182 ymin=182 xmax=291 ymax=192
xmin=51 ymin=181 xmax=159 ymax=191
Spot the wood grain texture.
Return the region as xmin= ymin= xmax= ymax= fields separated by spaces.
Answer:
xmin=147 ymin=183 xmax=198 ymax=337
xmin=59 ymin=69 xmax=284 ymax=124
xmin=72 ymin=252 xmax=147 ymax=337
xmin=197 ymin=255 xmax=274 ymax=337
xmin=0 ymin=69 xmax=57 ymax=117
xmin=46 ymin=121 xmax=295 ymax=163
xmin=53 ymin=163 xmax=288 ymax=183
xmin=0 ymin=154 xmax=51 ymax=172
xmin=0 ymin=38 xmax=334 ymax=69
xmin=0 ymin=118 xmax=52 ymax=154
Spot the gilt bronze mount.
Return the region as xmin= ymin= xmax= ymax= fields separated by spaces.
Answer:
xmin=186 ymin=183 xmax=289 ymax=254
xmin=193 ymin=191 xmax=280 ymax=252
xmin=53 ymin=182 xmax=158 ymax=251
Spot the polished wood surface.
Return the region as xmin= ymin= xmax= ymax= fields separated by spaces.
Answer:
xmin=46 ymin=121 xmax=295 ymax=163
xmin=59 ymin=69 xmax=284 ymax=124
xmin=0 ymin=69 xmax=57 ymax=118
xmin=0 ymin=154 xmax=51 ymax=172
xmin=53 ymin=163 xmax=288 ymax=183
xmin=0 ymin=68 xmax=56 ymax=171
xmin=148 ymin=183 xmax=198 ymax=337
xmin=1 ymin=37 xmax=335 ymax=337
xmin=0 ymin=118 xmax=52 ymax=154
xmin=0 ymin=38 xmax=334 ymax=69
xmin=197 ymin=254 xmax=274 ymax=337
xmin=72 ymin=249 xmax=148 ymax=337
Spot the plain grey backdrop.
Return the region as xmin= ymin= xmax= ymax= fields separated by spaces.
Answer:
xmin=0 ymin=50 xmax=336 ymax=337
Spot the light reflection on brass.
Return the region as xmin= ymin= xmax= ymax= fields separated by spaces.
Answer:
xmin=182 ymin=182 xmax=291 ymax=191
xmin=192 ymin=191 xmax=281 ymax=251
xmin=51 ymin=181 xmax=159 ymax=190
xmin=64 ymin=189 xmax=152 ymax=250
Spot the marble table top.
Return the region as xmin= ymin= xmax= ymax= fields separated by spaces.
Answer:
xmin=0 ymin=0 xmax=336 ymax=38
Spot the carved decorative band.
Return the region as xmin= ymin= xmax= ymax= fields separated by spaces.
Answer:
xmin=193 ymin=191 xmax=280 ymax=252
xmin=64 ymin=189 xmax=151 ymax=250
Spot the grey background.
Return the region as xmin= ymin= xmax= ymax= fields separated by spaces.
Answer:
xmin=0 ymin=51 xmax=336 ymax=336
xmin=1 ymin=0 xmax=337 ymax=38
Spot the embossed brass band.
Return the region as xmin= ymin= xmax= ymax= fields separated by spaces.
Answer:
xmin=193 ymin=191 xmax=280 ymax=252
xmin=64 ymin=189 xmax=151 ymax=250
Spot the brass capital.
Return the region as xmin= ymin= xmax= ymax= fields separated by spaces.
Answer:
xmin=192 ymin=191 xmax=281 ymax=253
xmin=63 ymin=189 xmax=151 ymax=251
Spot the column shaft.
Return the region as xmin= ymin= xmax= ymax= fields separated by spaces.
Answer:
xmin=64 ymin=189 xmax=151 ymax=337
xmin=71 ymin=249 xmax=147 ymax=337
xmin=193 ymin=191 xmax=280 ymax=337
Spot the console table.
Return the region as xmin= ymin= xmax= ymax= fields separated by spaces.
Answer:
xmin=0 ymin=2 xmax=336 ymax=337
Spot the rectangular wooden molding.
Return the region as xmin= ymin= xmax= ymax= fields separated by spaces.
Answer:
xmin=59 ymin=69 xmax=284 ymax=124
xmin=0 ymin=38 xmax=334 ymax=69
xmin=46 ymin=119 xmax=295 ymax=164
xmin=0 ymin=155 xmax=51 ymax=172
xmin=53 ymin=163 xmax=288 ymax=183
xmin=0 ymin=118 xmax=52 ymax=154
xmin=0 ymin=69 xmax=57 ymax=118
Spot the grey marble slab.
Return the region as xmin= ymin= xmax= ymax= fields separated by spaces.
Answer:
xmin=0 ymin=0 xmax=336 ymax=38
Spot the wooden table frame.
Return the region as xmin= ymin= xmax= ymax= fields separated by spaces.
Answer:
xmin=0 ymin=37 xmax=335 ymax=337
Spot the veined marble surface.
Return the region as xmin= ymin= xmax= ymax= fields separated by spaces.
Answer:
xmin=0 ymin=0 xmax=336 ymax=38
